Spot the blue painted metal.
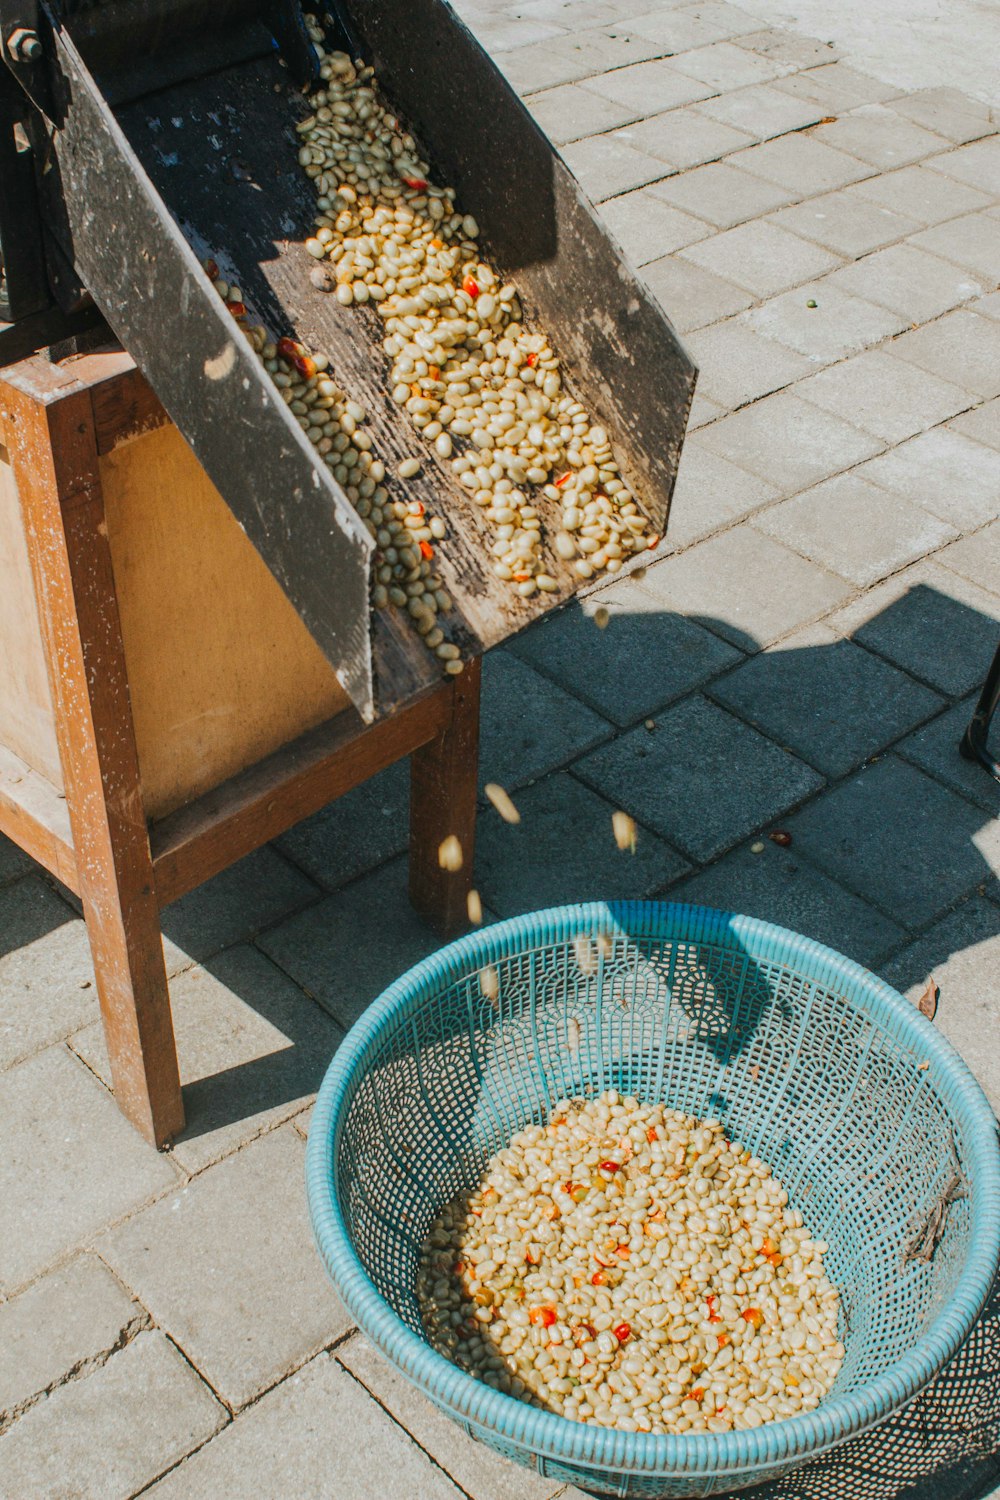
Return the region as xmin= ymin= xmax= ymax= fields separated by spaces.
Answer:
xmin=306 ymin=901 xmax=1000 ymax=1499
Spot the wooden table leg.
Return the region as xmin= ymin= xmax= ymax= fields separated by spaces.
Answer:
xmin=6 ymin=377 xmax=184 ymax=1147
xmin=409 ymin=656 xmax=481 ymax=937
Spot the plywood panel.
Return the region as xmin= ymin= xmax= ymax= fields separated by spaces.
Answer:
xmin=0 ymin=447 xmax=64 ymax=788
xmin=101 ymin=424 xmax=351 ymax=820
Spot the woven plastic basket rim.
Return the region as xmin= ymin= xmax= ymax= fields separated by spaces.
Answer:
xmin=306 ymin=900 xmax=1000 ymax=1480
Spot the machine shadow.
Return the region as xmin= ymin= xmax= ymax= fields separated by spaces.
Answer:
xmin=713 ymin=1271 xmax=1000 ymax=1500
xmin=160 ymin=579 xmax=998 ymax=1151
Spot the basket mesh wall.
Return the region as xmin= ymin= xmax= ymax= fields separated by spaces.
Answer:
xmin=331 ymin=917 xmax=990 ymax=1498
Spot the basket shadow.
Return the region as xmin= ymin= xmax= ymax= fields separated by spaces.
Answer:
xmin=724 ymin=1273 xmax=1000 ymax=1500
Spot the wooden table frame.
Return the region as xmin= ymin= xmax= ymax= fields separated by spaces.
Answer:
xmin=0 ymin=349 xmax=479 ymax=1148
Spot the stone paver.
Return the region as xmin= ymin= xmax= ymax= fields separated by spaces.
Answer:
xmin=99 ymin=1126 xmax=349 ymax=1411
xmin=160 ymin=846 xmax=319 ymax=973
xmin=810 ymin=105 xmax=950 ymax=171
xmin=696 ymin=389 xmax=884 ymax=495
xmin=911 ymin=211 xmax=1000 ymax=281
xmin=891 ymin=310 xmax=1000 ymax=400
xmin=583 ymin=55 xmax=715 ymax=113
xmin=949 ymin=398 xmax=1000 ymax=450
xmin=72 ymin=944 xmax=342 ymax=1173
xmin=0 ymin=877 xmax=96 ymax=1069
xmin=2 ymin=1045 xmax=177 ymax=1292
xmin=687 ymin=391 xmax=726 ymax=428
xmin=927 ymin=135 xmax=1000 ymax=196
xmin=148 ymin=1352 xmax=464 ymax=1499
xmin=822 ymin=242 xmax=990 ymax=324
xmin=640 ymin=252 xmax=754 ymax=330
xmin=276 ymin=759 xmax=408 ymax=892
xmin=527 ymin=81 xmax=638 ymax=143
xmin=935 ymin=520 xmax=1000 ymax=598
xmin=476 ymin=769 xmax=689 ymax=913
xmin=670 ymin=838 xmax=906 ymax=967
xmin=851 ymin=161 xmax=994 ymax=223
xmin=744 ymin=280 xmax=907 ymax=362
xmin=576 ymin=693 xmax=823 ymax=861
xmin=338 ymin=1335 xmax=560 ymax=1500
xmin=0 ymin=833 xmax=30 ymax=886
xmin=766 ymin=189 xmax=921 ymax=258
xmin=899 ymin=698 xmax=1000 ymax=816
xmin=792 ymin=349 xmax=974 ymax=445
xmin=258 ymin=857 xmax=441 ymax=1030
xmin=637 ymin=524 xmax=852 ymax=648
xmin=508 ymin=578 xmax=742 ymax=724
xmin=753 ymin=472 xmax=959 ymax=587
xmin=773 ymin=61 xmax=901 ymax=112
xmin=598 ymin=186 xmax=710 ymax=263
xmin=669 ymin=39 xmax=791 ymax=91
xmin=625 ymin=2 xmax=760 ymax=51
xmin=560 ymin=131 xmax=672 ymax=199
xmin=708 ymin=624 xmax=943 ymax=776
xmin=857 ymin=427 xmax=1000 ymax=531
xmin=658 ymin=437 xmax=782 ymax=545
xmin=734 ymin=132 xmax=877 ymax=194
xmin=696 ymin=80 xmax=827 ymax=140
xmin=825 ymin=561 xmax=1000 ymax=697
xmin=613 ymin=106 xmax=754 ymax=169
xmin=0 ymin=1331 xmax=225 ymax=1500
xmin=679 ymin=219 xmax=842 ymax=298
xmin=732 ymin=26 xmax=838 ymax=70
xmin=480 ymin=648 xmax=613 ymax=788
xmin=646 ymin=158 xmax=795 ymax=226
xmin=0 ymin=1254 xmax=145 ymax=1426
xmin=783 ymin=757 xmax=1000 ymax=928
xmin=883 ymin=897 xmax=1000 ymax=1113
xmin=890 ymin=87 xmax=997 ymax=145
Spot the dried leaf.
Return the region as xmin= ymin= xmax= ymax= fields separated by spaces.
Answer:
xmin=917 ymin=975 xmax=939 ymax=1021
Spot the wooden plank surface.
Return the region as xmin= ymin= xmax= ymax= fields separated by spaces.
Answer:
xmin=99 ymin=422 xmax=353 ymax=820
xmin=3 ymin=369 xmax=183 ymax=1145
xmin=0 ymin=741 xmax=77 ymax=890
xmin=150 ymin=684 xmax=452 ymax=904
xmin=409 ymin=656 xmax=481 ymax=937
xmin=0 ymin=445 xmax=64 ymax=788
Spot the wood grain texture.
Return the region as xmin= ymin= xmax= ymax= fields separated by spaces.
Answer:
xmin=409 ymin=656 xmax=481 ymax=937
xmin=0 ymin=741 xmax=77 ymax=890
xmin=100 ymin=422 xmax=352 ymax=820
xmin=2 ymin=364 xmax=183 ymax=1146
xmin=151 ymin=684 xmax=451 ymax=904
xmin=0 ymin=447 xmax=63 ymax=786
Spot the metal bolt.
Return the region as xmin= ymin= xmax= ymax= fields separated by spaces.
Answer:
xmin=7 ymin=27 xmax=42 ymax=61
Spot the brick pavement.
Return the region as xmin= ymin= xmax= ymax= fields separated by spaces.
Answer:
xmin=1 ymin=0 xmax=998 ymax=1494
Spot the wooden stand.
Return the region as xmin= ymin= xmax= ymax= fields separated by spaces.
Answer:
xmin=0 ymin=346 xmax=480 ymax=1148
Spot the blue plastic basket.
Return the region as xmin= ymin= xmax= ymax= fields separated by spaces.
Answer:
xmin=306 ymin=902 xmax=1000 ymax=1498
